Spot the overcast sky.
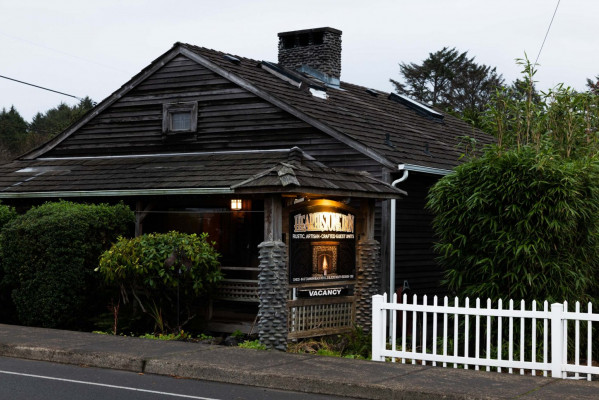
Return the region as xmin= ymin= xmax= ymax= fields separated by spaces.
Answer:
xmin=1 ymin=0 xmax=597 ymax=122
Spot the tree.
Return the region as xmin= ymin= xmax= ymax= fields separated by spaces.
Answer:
xmin=0 ymin=98 xmax=94 ymax=161
xmin=29 ymin=96 xmax=94 ymax=139
xmin=483 ymin=58 xmax=599 ymax=158
xmin=391 ymin=47 xmax=504 ymax=127
xmin=0 ymin=106 xmax=28 ymax=154
xmin=428 ymin=57 xmax=599 ymax=303
xmin=587 ymin=75 xmax=599 ymax=95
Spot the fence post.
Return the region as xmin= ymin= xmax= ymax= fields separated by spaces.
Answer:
xmin=550 ymin=303 xmax=564 ymax=378
xmin=372 ymin=294 xmax=385 ymax=361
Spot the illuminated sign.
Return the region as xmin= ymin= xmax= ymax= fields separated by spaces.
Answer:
xmin=293 ymin=212 xmax=354 ymax=233
xmin=289 ymin=200 xmax=356 ymax=284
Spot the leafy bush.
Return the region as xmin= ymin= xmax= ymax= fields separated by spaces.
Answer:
xmin=96 ymin=231 xmax=222 ymax=332
xmin=1 ymin=201 xmax=134 ymax=328
xmin=428 ymin=57 xmax=599 ymax=304
xmin=0 ymin=203 xmax=17 ymax=228
xmin=428 ymin=147 xmax=599 ymax=303
xmin=0 ymin=203 xmax=18 ymax=323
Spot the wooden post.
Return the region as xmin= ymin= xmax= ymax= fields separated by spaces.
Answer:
xmin=551 ymin=303 xmax=565 ymax=378
xmin=264 ymin=194 xmax=282 ymax=241
xmin=134 ymin=201 xmax=154 ymax=237
xmin=360 ymin=198 xmax=376 ymax=240
xmin=371 ymin=294 xmax=386 ymax=361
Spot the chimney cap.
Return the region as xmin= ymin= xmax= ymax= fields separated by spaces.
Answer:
xmin=278 ymin=27 xmax=342 ymax=37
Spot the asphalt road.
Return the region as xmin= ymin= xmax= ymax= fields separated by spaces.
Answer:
xmin=0 ymin=357 xmax=355 ymax=400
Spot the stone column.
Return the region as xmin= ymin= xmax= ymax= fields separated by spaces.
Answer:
xmin=257 ymin=195 xmax=287 ymax=350
xmin=354 ymin=199 xmax=381 ymax=332
xmin=354 ymin=238 xmax=381 ymax=331
xmin=257 ymin=241 xmax=288 ymax=351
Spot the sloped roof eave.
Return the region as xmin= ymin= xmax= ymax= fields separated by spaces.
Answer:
xmin=0 ymin=187 xmax=234 ymax=199
xmin=232 ymin=185 xmax=404 ymax=199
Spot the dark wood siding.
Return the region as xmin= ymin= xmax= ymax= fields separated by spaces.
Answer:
xmin=41 ymin=54 xmax=445 ymax=297
xmin=393 ymin=172 xmax=445 ymax=297
xmin=44 ymin=55 xmax=362 ymax=159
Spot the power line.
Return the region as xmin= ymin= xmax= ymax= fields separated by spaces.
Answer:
xmin=535 ymin=0 xmax=561 ymax=66
xmin=0 ymin=74 xmax=84 ymax=101
xmin=0 ymin=30 xmax=131 ymax=75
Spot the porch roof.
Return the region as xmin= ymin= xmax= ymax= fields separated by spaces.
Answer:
xmin=0 ymin=148 xmax=405 ymax=199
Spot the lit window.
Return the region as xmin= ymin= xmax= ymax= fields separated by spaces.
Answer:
xmin=162 ymin=102 xmax=198 ymax=135
xmin=230 ymin=199 xmax=242 ymax=210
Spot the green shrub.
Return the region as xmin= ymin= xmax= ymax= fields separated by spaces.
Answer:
xmin=96 ymin=231 xmax=222 ymax=332
xmin=1 ymin=201 xmax=134 ymax=328
xmin=427 ymin=147 xmax=599 ymax=303
xmin=0 ymin=203 xmax=18 ymax=323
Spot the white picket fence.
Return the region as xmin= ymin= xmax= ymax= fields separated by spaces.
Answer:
xmin=372 ymin=293 xmax=599 ymax=380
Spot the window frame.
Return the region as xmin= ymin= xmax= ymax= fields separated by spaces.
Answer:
xmin=162 ymin=102 xmax=198 ymax=135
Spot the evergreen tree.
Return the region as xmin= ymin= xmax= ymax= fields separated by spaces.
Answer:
xmin=391 ymin=47 xmax=504 ymax=127
xmin=0 ymin=106 xmax=28 ymax=153
xmin=587 ymin=75 xmax=599 ymax=95
xmin=29 ymin=96 xmax=94 ymax=138
xmin=0 ymin=97 xmax=94 ymax=161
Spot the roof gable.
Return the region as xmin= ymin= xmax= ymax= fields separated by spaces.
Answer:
xmin=23 ymin=42 xmax=494 ymax=172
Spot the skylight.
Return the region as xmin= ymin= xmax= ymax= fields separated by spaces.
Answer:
xmin=223 ymin=54 xmax=241 ymax=65
xmin=388 ymin=93 xmax=444 ymax=121
xmin=260 ymin=61 xmax=302 ymax=88
xmin=297 ymin=65 xmax=340 ymax=89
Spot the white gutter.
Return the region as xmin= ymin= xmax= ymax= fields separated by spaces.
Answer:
xmin=37 ymin=148 xmax=295 ymax=161
xmin=400 ymin=163 xmax=452 ymax=176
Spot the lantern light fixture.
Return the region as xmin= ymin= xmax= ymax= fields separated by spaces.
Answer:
xmin=230 ymin=199 xmax=242 ymax=210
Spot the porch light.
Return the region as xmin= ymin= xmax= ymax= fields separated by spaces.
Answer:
xmin=230 ymin=199 xmax=242 ymax=210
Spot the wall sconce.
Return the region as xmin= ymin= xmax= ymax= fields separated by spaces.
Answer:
xmin=230 ymin=199 xmax=242 ymax=210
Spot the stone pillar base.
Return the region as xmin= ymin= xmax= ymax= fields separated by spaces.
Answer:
xmin=355 ymin=239 xmax=381 ymax=332
xmin=257 ymin=240 xmax=288 ymax=351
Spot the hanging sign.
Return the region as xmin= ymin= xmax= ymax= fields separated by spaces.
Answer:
xmin=289 ymin=200 xmax=356 ymax=284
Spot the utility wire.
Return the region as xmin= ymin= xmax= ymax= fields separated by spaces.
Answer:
xmin=0 ymin=31 xmax=131 ymax=75
xmin=534 ymin=0 xmax=561 ymax=66
xmin=0 ymin=74 xmax=84 ymax=101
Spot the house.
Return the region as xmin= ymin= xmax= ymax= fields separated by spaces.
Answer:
xmin=0 ymin=27 xmax=492 ymax=343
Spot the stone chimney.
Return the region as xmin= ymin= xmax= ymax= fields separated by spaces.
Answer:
xmin=278 ymin=27 xmax=342 ymax=80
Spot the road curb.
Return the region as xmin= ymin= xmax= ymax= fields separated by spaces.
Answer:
xmin=144 ymin=357 xmax=399 ymax=399
xmin=0 ymin=343 xmax=466 ymax=400
xmin=0 ymin=344 xmax=145 ymax=373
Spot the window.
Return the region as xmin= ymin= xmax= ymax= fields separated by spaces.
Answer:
xmin=171 ymin=112 xmax=191 ymax=131
xmin=162 ymin=102 xmax=198 ymax=135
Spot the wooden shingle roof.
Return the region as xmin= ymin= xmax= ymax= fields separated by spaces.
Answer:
xmin=179 ymin=43 xmax=495 ymax=171
xmin=22 ymin=42 xmax=493 ymax=172
xmin=0 ymin=148 xmax=404 ymax=199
